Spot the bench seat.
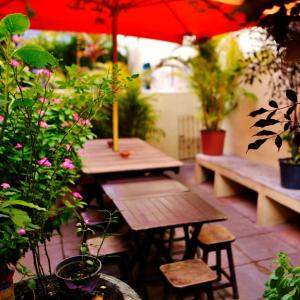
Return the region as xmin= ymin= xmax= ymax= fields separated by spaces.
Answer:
xmin=195 ymin=154 xmax=300 ymax=225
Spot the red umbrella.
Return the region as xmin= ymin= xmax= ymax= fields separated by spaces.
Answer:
xmin=0 ymin=0 xmax=250 ymax=150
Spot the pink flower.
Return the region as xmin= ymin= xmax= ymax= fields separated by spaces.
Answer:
xmin=72 ymin=192 xmax=83 ymax=200
xmin=61 ymin=122 xmax=68 ymax=128
xmin=36 ymin=69 xmax=51 ymax=77
xmin=78 ymin=120 xmax=92 ymax=127
xmin=0 ymin=116 xmax=4 ymax=122
xmin=38 ymin=110 xmax=45 ymax=116
xmin=1 ymin=183 xmax=10 ymax=189
xmin=52 ymin=98 xmax=61 ymax=104
xmin=15 ymin=143 xmax=23 ymax=149
xmin=39 ymin=121 xmax=49 ymax=129
xmin=73 ymin=113 xmax=79 ymax=121
xmin=10 ymin=59 xmax=19 ymax=67
xmin=66 ymin=144 xmax=71 ymax=151
xmin=12 ymin=35 xmax=22 ymax=44
xmin=38 ymin=157 xmax=52 ymax=167
xmin=61 ymin=158 xmax=75 ymax=170
xmin=39 ymin=97 xmax=48 ymax=103
xmin=17 ymin=228 xmax=26 ymax=236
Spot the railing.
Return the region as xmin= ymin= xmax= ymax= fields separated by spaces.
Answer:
xmin=178 ymin=115 xmax=200 ymax=160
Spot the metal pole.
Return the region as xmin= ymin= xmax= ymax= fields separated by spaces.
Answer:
xmin=112 ymin=2 xmax=119 ymax=152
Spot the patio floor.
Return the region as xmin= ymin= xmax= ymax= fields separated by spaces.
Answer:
xmin=15 ymin=162 xmax=300 ymax=300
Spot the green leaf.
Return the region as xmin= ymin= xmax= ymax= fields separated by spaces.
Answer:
xmin=0 ymin=199 xmax=46 ymax=211
xmin=15 ymin=44 xmax=58 ymax=68
xmin=1 ymin=208 xmax=31 ymax=227
xmin=10 ymin=98 xmax=34 ymax=110
xmin=2 ymin=13 xmax=30 ymax=34
xmin=0 ymin=23 xmax=9 ymax=41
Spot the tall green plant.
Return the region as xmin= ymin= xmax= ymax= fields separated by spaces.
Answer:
xmin=93 ymin=81 xmax=164 ymax=141
xmin=189 ymin=35 xmax=256 ymax=131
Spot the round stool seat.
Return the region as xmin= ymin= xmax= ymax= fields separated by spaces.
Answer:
xmin=199 ymin=224 xmax=235 ymax=246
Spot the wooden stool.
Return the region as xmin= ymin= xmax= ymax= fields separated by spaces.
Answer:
xmin=87 ymin=235 xmax=132 ymax=284
xmin=160 ymin=259 xmax=217 ymax=300
xmin=197 ymin=224 xmax=239 ymax=299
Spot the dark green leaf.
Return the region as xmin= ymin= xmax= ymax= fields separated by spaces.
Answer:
xmin=293 ymin=132 xmax=300 ymax=146
xmin=275 ymin=266 xmax=284 ymax=277
xmin=267 ymin=111 xmax=276 ymax=119
xmin=2 ymin=13 xmax=30 ymax=34
xmin=10 ymin=98 xmax=34 ymax=109
xmin=286 ymin=89 xmax=297 ymax=102
xmin=247 ymin=139 xmax=267 ymax=152
xmin=254 ymin=130 xmax=276 ymax=136
xmin=284 ymin=113 xmax=291 ymax=120
xmin=249 ymin=107 xmax=268 ymax=118
xmin=269 ymin=100 xmax=278 ymax=108
xmin=284 ymin=122 xmax=291 ymax=131
xmin=15 ymin=45 xmax=58 ymax=68
xmin=287 ymin=105 xmax=297 ymax=116
xmin=275 ymin=136 xmax=282 ymax=151
xmin=252 ymin=119 xmax=280 ymax=128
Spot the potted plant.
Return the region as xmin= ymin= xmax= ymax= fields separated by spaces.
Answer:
xmin=0 ymin=13 xmax=130 ymax=299
xmin=54 ymin=210 xmax=119 ymax=299
xmin=263 ymin=252 xmax=300 ymax=299
xmin=188 ymin=34 xmax=256 ymax=155
xmin=248 ymin=89 xmax=300 ymax=189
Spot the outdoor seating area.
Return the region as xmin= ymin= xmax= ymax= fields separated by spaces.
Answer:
xmin=1 ymin=1 xmax=300 ymax=300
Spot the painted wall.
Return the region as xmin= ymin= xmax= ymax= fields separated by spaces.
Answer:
xmin=146 ymin=79 xmax=289 ymax=168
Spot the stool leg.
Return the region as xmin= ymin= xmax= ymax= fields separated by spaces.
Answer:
xmin=202 ymin=249 xmax=209 ymax=263
xmin=226 ymin=245 xmax=239 ymax=299
xmin=216 ymin=249 xmax=222 ymax=281
xmin=206 ymin=283 xmax=214 ymax=300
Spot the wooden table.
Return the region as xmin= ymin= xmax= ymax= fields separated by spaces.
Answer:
xmin=101 ymin=175 xmax=189 ymax=200
xmin=79 ymin=138 xmax=183 ymax=176
xmin=108 ymin=190 xmax=226 ymax=287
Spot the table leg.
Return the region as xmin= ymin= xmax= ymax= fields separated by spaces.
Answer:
xmin=134 ymin=231 xmax=153 ymax=289
xmin=183 ymin=224 xmax=202 ymax=260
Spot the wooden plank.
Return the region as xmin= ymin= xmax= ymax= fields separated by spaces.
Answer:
xmin=112 ymin=192 xmax=226 ymax=231
xmin=79 ymin=138 xmax=183 ymax=175
xmin=102 ymin=176 xmax=188 ymax=200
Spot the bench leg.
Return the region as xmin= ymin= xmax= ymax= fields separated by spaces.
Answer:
xmin=257 ymin=193 xmax=296 ymax=225
xmin=214 ymin=173 xmax=245 ymax=197
xmin=194 ymin=163 xmax=207 ymax=183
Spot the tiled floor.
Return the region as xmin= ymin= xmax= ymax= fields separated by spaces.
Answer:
xmin=15 ymin=163 xmax=300 ymax=300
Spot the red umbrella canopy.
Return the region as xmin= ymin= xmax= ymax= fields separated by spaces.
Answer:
xmin=1 ymin=0 xmax=247 ymax=44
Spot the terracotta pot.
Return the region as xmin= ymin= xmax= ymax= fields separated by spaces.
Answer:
xmin=0 ymin=264 xmax=15 ymax=300
xmin=279 ymin=158 xmax=300 ymax=189
xmin=200 ymin=130 xmax=225 ymax=156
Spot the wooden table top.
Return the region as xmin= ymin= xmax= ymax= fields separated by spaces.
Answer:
xmin=111 ymin=191 xmax=226 ymax=231
xmin=102 ymin=176 xmax=189 ymax=200
xmin=79 ymin=138 xmax=183 ymax=175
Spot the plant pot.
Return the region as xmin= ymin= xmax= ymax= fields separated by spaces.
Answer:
xmin=14 ymin=274 xmax=126 ymax=300
xmin=0 ymin=264 xmax=15 ymax=300
xmin=55 ymin=255 xmax=102 ymax=294
xmin=200 ymin=129 xmax=225 ymax=155
xmin=279 ymin=158 xmax=300 ymax=189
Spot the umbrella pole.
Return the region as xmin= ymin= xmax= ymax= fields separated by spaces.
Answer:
xmin=112 ymin=6 xmax=119 ymax=152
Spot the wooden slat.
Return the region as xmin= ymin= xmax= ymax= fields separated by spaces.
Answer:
xmin=160 ymin=259 xmax=217 ymax=288
xmin=79 ymin=138 xmax=183 ymax=175
xmin=111 ymin=192 xmax=226 ymax=231
xmin=102 ymin=176 xmax=189 ymax=200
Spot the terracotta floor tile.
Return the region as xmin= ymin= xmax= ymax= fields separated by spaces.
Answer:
xmin=235 ymin=232 xmax=298 ymax=262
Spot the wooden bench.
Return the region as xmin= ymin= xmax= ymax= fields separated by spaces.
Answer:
xmin=195 ymin=154 xmax=300 ymax=225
